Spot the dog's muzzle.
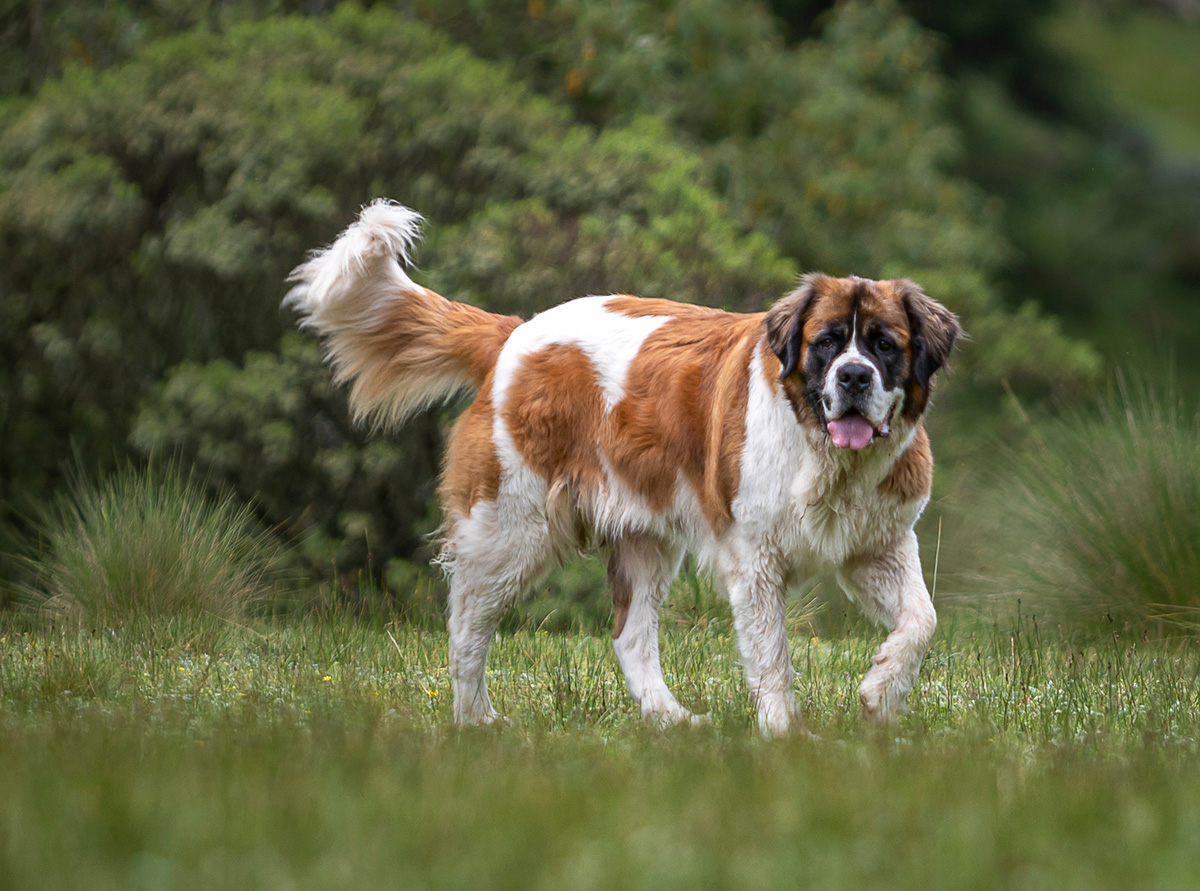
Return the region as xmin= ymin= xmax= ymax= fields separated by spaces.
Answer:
xmin=823 ymin=362 xmax=894 ymax=450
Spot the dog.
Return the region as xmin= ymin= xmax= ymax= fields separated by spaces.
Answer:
xmin=286 ymin=200 xmax=961 ymax=735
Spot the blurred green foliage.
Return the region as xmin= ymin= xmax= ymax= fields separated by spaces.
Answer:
xmin=129 ymin=334 xmax=442 ymax=582
xmin=418 ymin=0 xmax=1109 ymax=430
xmin=1 ymin=7 xmax=794 ymax=588
xmin=425 ymin=0 xmax=1199 ymax=377
xmin=2 ymin=0 xmax=1197 ymax=611
xmin=1045 ymin=5 xmax=1200 ymax=161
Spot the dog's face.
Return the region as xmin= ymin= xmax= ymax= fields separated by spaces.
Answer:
xmin=765 ymin=274 xmax=961 ymax=450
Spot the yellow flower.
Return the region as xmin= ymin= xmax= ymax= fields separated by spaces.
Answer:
xmin=322 ymin=675 xmax=332 ymax=682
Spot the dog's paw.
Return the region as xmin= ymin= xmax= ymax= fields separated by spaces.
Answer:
xmin=454 ymin=709 xmax=510 ymax=728
xmin=859 ymin=680 xmax=908 ymax=725
xmin=755 ymin=696 xmax=807 ymax=739
xmin=643 ymin=701 xmax=707 ymax=729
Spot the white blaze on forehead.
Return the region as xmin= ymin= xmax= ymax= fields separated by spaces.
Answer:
xmin=836 ymin=309 xmax=868 ymax=361
xmin=492 ymin=296 xmax=671 ymax=414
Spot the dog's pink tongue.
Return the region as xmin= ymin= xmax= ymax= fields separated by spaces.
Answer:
xmin=828 ymin=415 xmax=875 ymax=450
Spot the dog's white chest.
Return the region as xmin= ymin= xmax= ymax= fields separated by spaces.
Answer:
xmin=784 ymin=447 xmax=925 ymax=570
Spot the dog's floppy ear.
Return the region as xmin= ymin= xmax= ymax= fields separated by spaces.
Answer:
xmin=765 ymin=274 xmax=824 ymax=381
xmin=899 ymin=279 xmax=962 ymax=390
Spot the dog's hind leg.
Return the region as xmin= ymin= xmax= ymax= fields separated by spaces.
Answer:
xmin=837 ymin=530 xmax=937 ymax=724
xmin=608 ymin=535 xmax=702 ymax=726
xmin=443 ymin=502 xmax=553 ymax=725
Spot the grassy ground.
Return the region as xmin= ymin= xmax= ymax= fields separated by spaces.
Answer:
xmin=2 ymin=607 xmax=1200 ymax=890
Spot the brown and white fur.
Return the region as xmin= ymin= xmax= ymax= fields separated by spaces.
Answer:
xmin=286 ymin=200 xmax=962 ymax=735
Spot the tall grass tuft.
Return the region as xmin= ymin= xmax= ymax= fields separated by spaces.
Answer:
xmin=993 ymin=373 xmax=1200 ymax=630
xmin=25 ymin=463 xmax=278 ymax=631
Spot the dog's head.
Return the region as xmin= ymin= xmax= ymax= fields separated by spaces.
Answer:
xmin=765 ymin=273 xmax=961 ymax=450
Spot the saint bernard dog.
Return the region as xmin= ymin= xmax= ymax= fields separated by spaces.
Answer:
xmin=286 ymin=200 xmax=962 ymax=735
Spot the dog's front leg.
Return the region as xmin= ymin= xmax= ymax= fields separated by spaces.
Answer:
xmin=838 ymin=530 xmax=937 ymax=724
xmin=721 ymin=552 xmax=803 ymax=737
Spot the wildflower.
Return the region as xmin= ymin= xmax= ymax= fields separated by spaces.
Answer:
xmin=322 ymin=675 xmax=332 ymax=682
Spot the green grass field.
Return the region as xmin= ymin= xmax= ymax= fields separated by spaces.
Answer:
xmin=3 ymin=608 xmax=1199 ymax=890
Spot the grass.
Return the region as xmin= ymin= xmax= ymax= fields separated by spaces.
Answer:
xmin=1 ymin=608 xmax=1200 ymax=890
xmin=6 ymin=386 xmax=1200 ymax=888
xmin=974 ymin=375 xmax=1200 ymax=631
xmin=19 ymin=462 xmax=279 ymax=634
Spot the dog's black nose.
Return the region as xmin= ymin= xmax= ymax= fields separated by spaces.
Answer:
xmin=836 ymin=363 xmax=873 ymax=393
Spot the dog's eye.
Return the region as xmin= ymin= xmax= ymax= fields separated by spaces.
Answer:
xmin=877 ymin=338 xmax=894 ymax=353
xmin=817 ymin=336 xmax=838 ymax=350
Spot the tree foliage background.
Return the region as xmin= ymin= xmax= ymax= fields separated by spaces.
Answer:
xmin=2 ymin=0 xmax=1197 ymax=604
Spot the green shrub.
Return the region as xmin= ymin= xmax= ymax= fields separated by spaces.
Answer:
xmin=421 ymin=0 xmax=1103 ymax=451
xmin=1 ymin=6 xmax=797 ymax=584
xmin=24 ymin=463 xmax=279 ymax=627
xmin=986 ymin=374 xmax=1200 ymax=631
xmin=130 ymin=334 xmax=443 ymax=587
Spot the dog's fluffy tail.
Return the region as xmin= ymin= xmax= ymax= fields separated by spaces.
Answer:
xmin=285 ymin=200 xmax=521 ymax=429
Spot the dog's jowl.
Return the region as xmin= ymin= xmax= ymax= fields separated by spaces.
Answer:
xmin=287 ymin=200 xmax=961 ymax=735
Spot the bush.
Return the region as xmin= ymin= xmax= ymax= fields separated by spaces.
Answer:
xmin=984 ymin=374 xmax=1200 ymax=632
xmin=1 ymin=6 xmax=797 ymax=585
xmin=130 ymin=334 xmax=442 ymax=585
xmin=421 ymin=0 xmax=1103 ymax=450
xmin=22 ymin=463 xmax=279 ymax=628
